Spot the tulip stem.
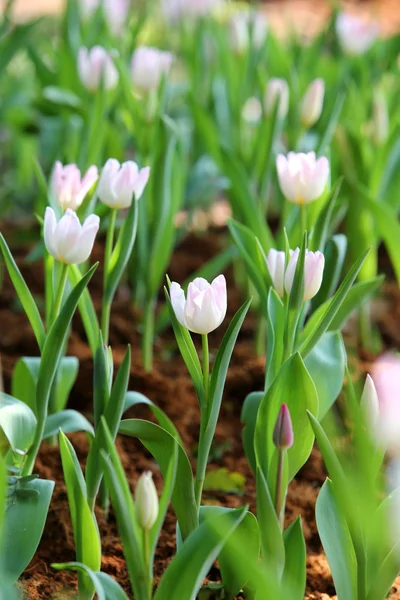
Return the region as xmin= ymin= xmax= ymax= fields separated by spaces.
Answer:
xmin=50 ymin=263 xmax=69 ymax=325
xmin=194 ymin=335 xmax=210 ymax=510
xmin=101 ymin=209 xmax=117 ymax=345
xmin=201 ymin=334 xmax=209 ymax=404
xmin=143 ymin=530 xmax=152 ymax=600
xmin=300 ymin=204 xmax=307 ymax=234
xmin=275 ymin=449 xmax=285 ymax=529
xmin=142 ymin=298 xmax=156 ymax=372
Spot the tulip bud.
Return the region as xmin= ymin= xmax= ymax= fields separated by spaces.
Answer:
xmin=361 ymin=374 xmax=380 ymax=428
xmin=44 ymin=207 xmax=99 ymax=265
xmin=371 ymin=353 xmax=400 ymax=453
xmin=266 ymin=249 xmax=287 ymax=298
xmin=97 ymin=159 xmax=150 ymax=209
xmin=264 ymin=78 xmax=289 ymax=120
xmin=161 ymin=0 xmax=222 ymax=21
xmin=241 ymin=97 xmax=262 ymax=126
xmin=102 ymin=0 xmax=129 ymax=35
xmin=135 ymin=471 xmax=159 ymax=531
xmin=170 ymin=275 xmax=227 ymax=335
xmin=229 ymin=9 xmax=267 ymax=54
xmin=131 ymin=46 xmax=173 ymax=93
xmin=336 ymin=12 xmax=379 ymax=56
xmin=52 ymin=161 xmax=99 ymax=212
xmin=284 ymin=249 xmax=325 ymax=302
xmin=276 ymin=152 xmax=330 ymax=205
xmin=78 ymin=46 xmax=119 ymax=92
xmin=273 ymin=404 xmax=294 ymax=450
xmin=300 ymin=79 xmax=325 ymax=128
xmin=372 ymin=90 xmax=389 ymax=147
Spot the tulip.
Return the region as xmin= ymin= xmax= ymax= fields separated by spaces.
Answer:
xmin=276 ymin=152 xmax=330 ymax=205
xmin=229 ymin=9 xmax=267 ymax=54
xmin=78 ymin=0 xmax=129 ymax=35
xmin=161 ymin=0 xmax=223 ymax=21
xmin=170 ymin=275 xmax=227 ymax=335
xmin=44 ymin=207 xmax=100 ymax=265
xmin=370 ymin=353 xmax=400 ymax=453
xmin=266 ymin=249 xmax=287 ymax=298
xmin=135 ymin=471 xmax=159 ymax=531
xmin=273 ymin=404 xmax=294 ymax=450
xmin=372 ymin=90 xmax=389 ymax=147
xmin=241 ymin=97 xmax=262 ymax=125
xmin=300 ymin=79 xmax=325 ymax=128
xmin=78 ymin=0 xmax=98 ymax=19
xmin=264 ymin=78 xmax=289 ymax=120
xmin=336 ymin=12 xmax=379 ymax=56
xmin=97 ymin=159 xmax=150 ymax=209
xmin=131 ymin=46 xmax=173 ymax=93
xmin=361 ymin=374 xmax=380 ymax=428
xmin=52 ymin=162 xmax=99 ymax=212
xmin=284 ymin=249 xmax=325 ymax=301
xmin=77 ymin=46 xmax=119 ymax=92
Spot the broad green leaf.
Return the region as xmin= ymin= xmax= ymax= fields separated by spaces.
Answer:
xmin=0 ymin=234 xmax=45 ymax=351
xmin=241 ymin=392 xmax=263 ymax=475
xmin=43 ymin=410 xmax=94 ymax=439
xmin=119 ymin=418 xmax=198 ymax=539
xmin=0 ymin=455 xmax=5 ymax=537
xmin=69 ymin=264 xmax=99 ymax=355
xmin=0 ymin=394 xmax=37 ymax=452
xmin=307 ymin=412 xmax=347 ymax=489
xmin=124 ymin=391 xmax=182 ymax=442
xmin=366 ymin=543 xmax=400 ymax=600
xmin=59 ymin=431 xmax=101 ymax=593
xmin=256 ymin=467 xmax=285 ymax=577
xmin=316 ymin=480 xmax=357 ymax=600
xmin=51 ymin=563 xmax=129 ymax=600
xmin=305 ymin=332 xmax=346 ymax=419
xmin=154 ymin=507 xmax=247 ymax=600
xmin=265 ymin=288 xmax=285 ymax=389
xmin=0 ymin=478 xmax=54 ymax=585
xmin=283 ymin=517 xmax=306 ymax=600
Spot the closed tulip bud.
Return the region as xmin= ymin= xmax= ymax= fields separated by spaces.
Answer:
xmin=97 ymin=159 xmax=150 ymax=209
xmin=276 ymin=152 xmax=330 ymax=205
xmin=131 ymin=46 xmax=173 ymax=93
xmin=370 ymin=353 xmax=400 ymax=453
xmin=241 ymin=97 xmax=262 ymax=125
xmin=44 ymin=207 xmax=99 ymax=265
xmin=300 ymin=79 xmax=325 ymax=128
xmin=372 ymin=90 xmax=389 ymax=147
xmin=336 ymin=12 xmax=379 ymax=56
xmin=170 ymin=275 xmax=227 ymax=335
xmin=361 ymin=374 xmax=380 ymax=428
xmin=103 ymin=0 xmax=129 ymax=35
xmin=161 ymin=0 xmax=222 ymax=21
xmin=284 ymin=249 xmax=325 ymax=301
xmin=273 ymin=404 xmax=294 ymax=450
xmin=78 ymin=46 xmax=119 ymax=92
xmin=266 ymin=249 xmax=287 ymax=298
xmin=264 ymin=78 xmax=289 ymax=120
xmin=135 ymin=471 xmax=159 ymax=531
xmin=229 ymin=9 xmax=267 ymax=54
xmin=52 ymin=161 xmax=99 ymax=211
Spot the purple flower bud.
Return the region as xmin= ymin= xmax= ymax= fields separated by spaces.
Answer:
xmin=273 ymin=404 xmax=294 ymax=450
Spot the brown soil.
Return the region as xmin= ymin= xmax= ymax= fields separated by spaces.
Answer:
xmin=1 ymin=226 xmax=400 ymax=599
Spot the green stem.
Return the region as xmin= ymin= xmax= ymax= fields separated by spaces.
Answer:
xmin=101 ymin=209 xmax=117 ymax=346
xmin=143 ymin=530 xmax=152 ymax=600
xmin=275 ymin=449 xmax=285 ymax=529
xmin=300 ymin=203 xmax=307 ymax=234
xmin=201 ymin=334 xmax=209 ymax=402
xmin=50 ymin=263 xmax=69 ymax=326
xmin=142 ymin=298 xmax=156 ymax=372
xmin=194 ymin=335 xmax=210 ymax=511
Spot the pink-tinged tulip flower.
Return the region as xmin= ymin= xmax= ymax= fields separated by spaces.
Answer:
xmin=284 ymin=249 xmax=325 ymax=301
xmin=241 ymin=97 xmax=262 ymax=125
xmin=97 ymin=159 xmax=150 ymax=209
xmin=131 ymin=47 xmax=173 ymax=93
xmin=372 ymin=90 xmax=389 ymax=147
xmin=52 ymin=162 xmax=99 ymax=211
xmin=361 ymin=374 xmax=380 ymax=428
xmin=161 ymin=0 xmax=223 ymax=21
xmin=276 ymin=152 xmax=330 ymax=205
xmin=266 ymin=249 xmax=287 ymax=298
xmin=170 ymin=275 xmax=227 ymax=334
xmin=44 ymin=207 xmax=99 ymax=265
xmin=135 ymin=471 xmax=159 ymax=531
xmin=78 ymin=46 xmax=119 ymax=92
xmin=336 ymin=12 xmax=379 ymax=56
xmin=300 ymin=79 xmax=325 ymax=128
xmin=229 ymin=9 xmax=268 ymax=54
xmin=273 ymin=404 xmax=294 ymax=450
xmin=370 ymin=354 xmax=400 ymax=452
xmin=264 ymin=78 xmax=289 ymax=120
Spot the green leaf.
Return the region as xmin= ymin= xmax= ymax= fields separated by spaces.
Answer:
xmin=317 ymin=90 xmax=345 ymax=156
xmin=119 ymin=418 xmax=198 ymax=540
xmin=304 ymin=332 xmax=346 ymax=419
xmin=328 ymin=276 xmax=384 ymax=331
xmin=366 ymin=543 xmax=400 ymax=600
xmin=307 ymin=412 xmax=347 ymax=489
xmin=0 ymin=455 xmax=6 ymax=537
xmin=154 ymin=507 xmax=247 ymax=600
xmin=265 ymin=288 xmax=285 ymax=389
xmin=203 ymin=468 xmax=246 ymax=494
xmin=43 ymin=410 xmax=94 ymax=439
xmin=0 ymin=478 xmax=54 ymax=585
xmin=311 ymin=178 xmax=343 ymax=253
xmin=241 ymin=392 xmax=263 ymax=475
xmin=123 ymin=391 xmax=182 ymax=442
xmin=283 ymin=517 xmax=306 ymax=600
xmin=0 ymin=234 xmax=45 ymax=351
xmin=316 ymin=480 xmax=357 ymax=600
xmin=256 ymin=467 xmax=285 ymax=576
xmin=0 ymin=394 xmax=37 ymax=452
xmin=51 ymin=563 xmax=129 ymax=600
xmin=68 ymin=264 xmax=99 ymax=356
xmin=59 ymin=431 xmax=101 ymax=589
xmin=313 ymin=234 xmax=347 ymax=308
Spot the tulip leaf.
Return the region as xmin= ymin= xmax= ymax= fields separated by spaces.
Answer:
xmin=154 ymin=507 xmax=247 ymax=600
xmin=68 ymin=263 xmax=99 ymax=355
xmin=0 ymin=478 xmax=54 ymax=586
xmin=316 ymin=479 xmax=357 ymax=600
xmin=43 ymin=409 xmax=94 ymax=439
xmin=241 ymin=392 xmax=263 ymax=475
xmin=283 ymin=517 xmax=306 ymax=600
xmin=265 ymin=288 xmax=285 ymax=389
xmin=0 ymin=233 xmax=45 ymax=351
xmin=124 ymin=391 xmax=182 ymax=442
xmin=0 ymin=394 xmax=37 ymax=452
xmin=256 ymin=467 xmax=285 ymax=576
xmin=51 ymin=563 xmax=129 ymax=600
xmin=203 ymin=468 xmax=246 ymax=495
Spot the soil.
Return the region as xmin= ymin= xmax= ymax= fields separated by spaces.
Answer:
xmin=1 ymin=225 xmax=400 ymax=600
